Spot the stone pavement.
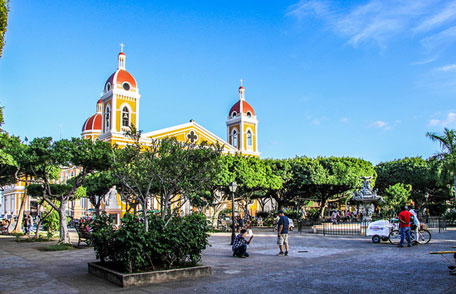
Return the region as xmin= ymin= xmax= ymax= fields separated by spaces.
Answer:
xmin=1 ymin=228 xmax=456 ymax=294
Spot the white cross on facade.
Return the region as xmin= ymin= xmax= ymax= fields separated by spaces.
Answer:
xmin=240 ymin=78 xmax=243 ymax=86
xmin=120 ymin=43 xmax=125 ymax=52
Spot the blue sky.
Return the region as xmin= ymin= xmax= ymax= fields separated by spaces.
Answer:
xmin=0 ymin=0 xmax=455 ymax=164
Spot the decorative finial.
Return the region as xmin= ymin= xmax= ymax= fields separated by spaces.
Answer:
xmin=120 ymin=42 xmax=125 ymax=52
xmin=240 ymin=78 xmax=243 ymax=86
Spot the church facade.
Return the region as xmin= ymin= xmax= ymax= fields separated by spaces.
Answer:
xmin=81 ymin=49 xmax=260 ymax=157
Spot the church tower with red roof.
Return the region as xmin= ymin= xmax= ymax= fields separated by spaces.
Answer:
xmin=91 ymin=44 xmax=141 ymax=145
xmin=226 ymin=81 xmax=259 ymax=157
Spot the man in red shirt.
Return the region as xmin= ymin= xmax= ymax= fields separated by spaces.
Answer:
xmin=398 ymin=206 xmax=412 ymax=247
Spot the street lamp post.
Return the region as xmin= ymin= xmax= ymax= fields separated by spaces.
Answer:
xmin=229 ymin=181 xmax=238 ymax=245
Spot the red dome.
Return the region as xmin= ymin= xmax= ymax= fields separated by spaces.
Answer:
xmin=82 ymin=113 xmax=102 ymax=132
xmin=105 ymin=69 xmax=137 ymax=90
xmin=229 ymin=100 xmax=255 ymax=117
xmin=119 ymin=52 xmax=125 ymax=56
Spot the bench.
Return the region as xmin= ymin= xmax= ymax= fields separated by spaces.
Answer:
xmin=75 ymin=225 xmax=92 ymax=246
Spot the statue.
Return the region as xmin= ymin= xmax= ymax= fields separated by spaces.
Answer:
xmin=104 ymin=185 xmax=119 ymax=209
xmin=351 ymin=177 xmax=383 ymax=221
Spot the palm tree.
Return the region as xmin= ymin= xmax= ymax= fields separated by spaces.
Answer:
xmin=426 ymin=128 xmax=456 ymax=202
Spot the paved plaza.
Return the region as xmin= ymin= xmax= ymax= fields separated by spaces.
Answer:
xmin=1 ymin=228 xmax=456 ymax=294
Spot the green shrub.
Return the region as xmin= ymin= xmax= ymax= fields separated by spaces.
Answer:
xmin=91 ymin=213 xmax=210 ymax=273
xmin=43 ymin=243 xmax=73 ymax=251
xmin=306 ymin=208 xmax=320 ymax=220
xmin=89 ymin=212 xmax=117 ymax=263
xmin=16 ymin=236 xmax=51 ymax=242
xmin=12 ymin=232 xmax=24 ymax=239
xmin=42 ymin=207 xmax=59 ymax=238
xmin=445 ymin=211 xmax=456 ymax=223
xmin=256 ymin=211 xmax=271 ymax=219
xmin=283 ymin=210 xmax=301 ymax=220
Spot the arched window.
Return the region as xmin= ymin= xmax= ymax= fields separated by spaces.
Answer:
xmin=105 ymin=106 xmax=111 ymax=129
xmin=122 ymin=106 xmax=130 ymax=127
xmin=232 ymin=111 xmax=237 ymax=118
xmin=247 ymin=112 xmax=252 ymax=118
xmin=247 ymin=130 xmax=252 ymax=147
xmin=232 ymin=129 xmax=238 ymax=148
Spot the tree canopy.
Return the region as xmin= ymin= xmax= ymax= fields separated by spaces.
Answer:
xmin=0 ymin=0 xmax=9 ymax=58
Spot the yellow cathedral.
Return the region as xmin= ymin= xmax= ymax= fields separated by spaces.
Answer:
xmin=78 ymin=48 xmax=261 ymax=221
xmin=82 ymin=49 xmax=259 ymax=157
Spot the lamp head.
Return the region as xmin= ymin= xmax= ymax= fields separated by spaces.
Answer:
xmin=229 ymin=181 xmax=238 ymax=193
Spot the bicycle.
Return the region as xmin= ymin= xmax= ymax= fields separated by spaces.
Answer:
xmin=389 ymin=227 xmax=431 ymax=245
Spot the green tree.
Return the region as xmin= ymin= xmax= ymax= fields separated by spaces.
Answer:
xmin=25 ymin=137 xmax=112 ymax=244
xmin=261 ymin=158 xmax=297 ymax=211
xmin=113 ymin=136 xmax=223 ymax=230
xmin=426 ymin=128 xmax=456 ymax=203
xmin=83 ymin=171 xmax=118 ymax=216
xmin=0 ymin=106 xmax=4 ymax=130
xmin=294 ymin=156 xmax=376 ymax=216
xmin=0 ymin=134 xmax=33 ymax=234
xmin=375 ymin=157 xmax=445 ymax=211
xmin=0 ymin=0 xmax=9 ymax=58
xmin=383 ymin=183 xmax=412 ymax=214
xmin=0 ymin=134 xmax=24 ymax=187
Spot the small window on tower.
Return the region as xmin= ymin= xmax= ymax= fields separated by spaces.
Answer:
xmin=247 ymin=112 xmax=252 ymax=118
xmin=122 ymin=106 xmax=130 ymax=127
xmin=232 ymin=130 xmax=238 ymax=148
xmin=247 ymin=130 xmax=252 ymax=147
xmin=232 ymin=111 xmax=237 ymax=118
xmin=123 ymin=82 xmax=131 ymax=91
xmin=105 ymin=106 xmax=111 ymax=129
xmin=106 ymin=83 xmax=111 ymax=92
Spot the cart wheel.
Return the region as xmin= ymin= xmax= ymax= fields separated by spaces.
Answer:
xmin=372 ymin=235 xmax=381 ymax=243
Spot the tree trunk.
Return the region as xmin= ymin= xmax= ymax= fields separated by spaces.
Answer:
xmin=35 ymin=204 xmax=53 ymax=239
xmin=210 ymin=203 xmax=223 ymax=227
xmin=144 ymin=197 xmax=149 ymax=232
xmin=453 ymin=172 xmax=456 ymax=205
xmin=12 ymin=191 xmax=28 ymax=234
xmin=95 ymin=202 xmax=101 ymax=217
xmin=58 ymin=200 xmax=71 ymax=244
xmin=318 ymin=198 xmax=328 ymax=218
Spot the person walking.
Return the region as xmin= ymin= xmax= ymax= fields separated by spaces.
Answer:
xmin=277 ymin=210 xmax=290 ymax=256
xmin=398 ymin=206 xmax=412 ymax=247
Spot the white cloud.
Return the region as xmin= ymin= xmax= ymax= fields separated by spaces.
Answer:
xmin=287 ymin=0 xmax=456 ymax=50
xmin=369 ymin=120 xmax=394 ymax=130
xmin=340 ymin=117 xmax=349 ymax=123
xmin=421 ymin=25 xmax=456 ymax=50
xmin=414 ymin=1 xmax=456 ymax=32
xmin=436 ymin=64 xmax=456 ymax=71
xmin=371 ymin=121 xmax=387 ymax=128
xmin=429 ymin=112 xmax=456 ymax=127
xmin=410 ymin=57 xmax=437 ymax=65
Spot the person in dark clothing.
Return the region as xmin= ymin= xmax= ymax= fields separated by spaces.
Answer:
xmin=277 ymin=210 xmax=290 ymax=256
xmin=232 ymin=229 xmax=254 ymax=257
